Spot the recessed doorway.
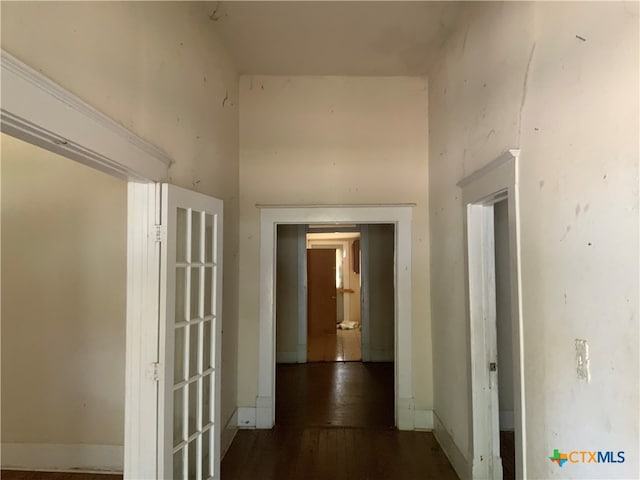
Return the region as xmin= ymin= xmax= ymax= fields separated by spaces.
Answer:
xmin=257 ymin=206 xmax=415 ymax=430
xmin=306 ymin=230 xmax=362 ymax=363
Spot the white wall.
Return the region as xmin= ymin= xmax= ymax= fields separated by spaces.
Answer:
xmin=1 ymin=134 xmax=126 ymax=446
xmin=429 ymin=2 xmax=638 ymax=478
xmin=1 ymin=1 xmax=241 ymax=459
xmin=238 ymin=76 xmax=432 ymax=413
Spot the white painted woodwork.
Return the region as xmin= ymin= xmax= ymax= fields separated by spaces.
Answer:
xmin=0 ymin=50 xmax=170 ymax=181
xmin=1 ymin=444 xmax=124 ymax=473
xmin=125 ymin=183 xmax=162 ymax=479
xmin=256 ymin=205 xmax=414 ymax=430
xmin=458 ymin=150 xmax=525 ymax=480
xmin=159 ymin=184 xmax=223 ymax=480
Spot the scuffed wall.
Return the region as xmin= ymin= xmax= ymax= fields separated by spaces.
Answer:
xmin=429 ymin=2 xmax=638 ymax=478
xmin=1 ymin=1 xmax=240 ymax=455
xmin=238 ymin=76 xmax=432 ymax=415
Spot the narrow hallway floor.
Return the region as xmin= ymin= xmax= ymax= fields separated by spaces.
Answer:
xmin=221 ymin=362 xmax=459 ymax=480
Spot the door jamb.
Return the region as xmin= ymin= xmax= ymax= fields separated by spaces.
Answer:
xmin=458 ymin=150 xmax=526 ymax=480
xmin=256 ymin=205 xmax=414 ymax=430
xmin=296 ymin=225 xmax=308 ymax=363
xmin=359 ymin=225 xmax=371 ymax=361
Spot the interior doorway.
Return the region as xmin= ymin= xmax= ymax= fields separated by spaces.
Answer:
xmin=306 ymin=230 xmax=362 ymax=363
xmin=257 ymin=206 xmax=414 ymax=430
xmin=494 ymin=199 xmax=516 ymax=480
xmin=274 ymin=223 xmax=395 ymax=429
xmin=459 ymin=150 xmax=525 ymax=480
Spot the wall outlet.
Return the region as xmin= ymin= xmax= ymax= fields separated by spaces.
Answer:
xmin=575 ymin=339 xmax=590 ymax=382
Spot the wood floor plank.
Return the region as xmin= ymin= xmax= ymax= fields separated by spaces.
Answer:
xmin=224 ymin=362 xmax=460 ymax=480
xmin=0 ymin=472 xmax=121 ymax=480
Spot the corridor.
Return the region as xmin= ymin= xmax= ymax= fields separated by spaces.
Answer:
xmin=221 ymin=363 xmax=458 ymax=479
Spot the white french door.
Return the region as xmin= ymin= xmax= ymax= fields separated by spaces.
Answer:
xmin=158 ymin=184 xmax=223 ymax=480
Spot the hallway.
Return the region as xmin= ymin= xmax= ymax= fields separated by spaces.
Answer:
xmin=221 ymin=363 xmax=458 ymax=479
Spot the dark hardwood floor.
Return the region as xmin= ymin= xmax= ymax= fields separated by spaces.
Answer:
xmin=0 ymin=472 xmax=121 ymax=480
xmin=4 ymin=364 xmax=520 ymax=480
xmin=500 ymin=430 xmax=515 ymax=480
xmin=276 ymin=362 xmax=394 ymax=428
xmin=222 ymin=362 xmax=460 ymax=480
xmin=222 ymin=426 xmax=458 ymax=480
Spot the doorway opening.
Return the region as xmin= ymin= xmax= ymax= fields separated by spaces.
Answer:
xmin=494 ymin=199 xmax=516 ymax=480
xmin=256 ymin=206 xmax=414 ymax=431
xmin=459 ymin=150 xmax=525 ymax=480
xmin=274 ymin=223 xmax=395 ymax=429
xmin=306 ymin=229 xmax=362 ymax=363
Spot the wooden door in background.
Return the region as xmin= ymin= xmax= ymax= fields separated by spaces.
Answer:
xmin=307 ymin=249 xmax=337 ymax=337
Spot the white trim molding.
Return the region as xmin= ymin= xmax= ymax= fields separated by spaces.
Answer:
xmin=1 ymin=443 xmax=124 ymax=473
xmin=458 ymin=149 xmax=526 ymax=480
xmin=0 ymin=50 xmax=170 ymax=181
xmin=124 ymin=183 xmax=161 ymax=480
xmin=433 ymin=412 xmax=472 ymax=480
xmin=256 ymin=205 xmax=415 ymax=430
xmin=237 ymin=407 xmax=257 ymax=429
xmin=221 ymin=409 xmax=239 ymax=458
xmin=413 ymin=409 xmax=434 ymax=431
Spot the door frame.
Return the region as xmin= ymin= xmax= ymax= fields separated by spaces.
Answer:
xmin=457 ymin=150 xmax=526 ymax=480
xmin=1 ymin=50 xmax=170 ymax=479
xmin=297 ymin=229 xmax=363 ymax=363
xmin=306 ymin=238 xmax=351 ymax=329
xmin=256 ymin=205 xmax=415 ymax=430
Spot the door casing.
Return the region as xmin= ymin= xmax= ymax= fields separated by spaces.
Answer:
xmin=256 ymin=205 xmax=415 ymax=430
xmin=458 ymin=150 xmax=526 ymax=480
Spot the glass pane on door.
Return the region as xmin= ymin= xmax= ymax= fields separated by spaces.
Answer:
xmin=163 ymin=185 xmax=222 ymax=480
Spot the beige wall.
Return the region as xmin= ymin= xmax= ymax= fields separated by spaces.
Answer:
xmin=429 ymin=2 xmax=638 ymax=477
xmin=238 ymin=76 xmax=431 ymax=411
xmin=1 ymin=134 xmax=126 ymax=445
xmin=1 ymin=1 xmax=240 ymax=452
xmin=366 ymin=224 xmax=394 ymax=361
xmin=275 ymin=225 xmax=300 ymax=361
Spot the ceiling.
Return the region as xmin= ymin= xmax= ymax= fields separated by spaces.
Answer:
xmin=211 ymin=1 xmax=463 ymax=76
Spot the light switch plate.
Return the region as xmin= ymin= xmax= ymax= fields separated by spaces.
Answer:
xmin=575 ymin=339 xmax=590 ymax=382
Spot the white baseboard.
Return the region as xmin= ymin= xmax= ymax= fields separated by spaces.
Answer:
xmin=499 ymin=410 xmax=514 ymax=431
xmin=221 ymin=408 xmax=238 ymax=458
xmin=276 ymin=351 xmax=298 ymax=364
xmin=297 ymin=344 xmax=307 ymax=363
xmin=1 ymin=443 xmax=123 ymax=473
xmin=413 ymin=409 xmax=434 ymax=430
xmin=255 ymin=396 xmax=273 ymax=429
xmin=237 ymin=407 xmax=256 ymax=428
xmin=433 ymin=412 xmax=471 ymax=480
